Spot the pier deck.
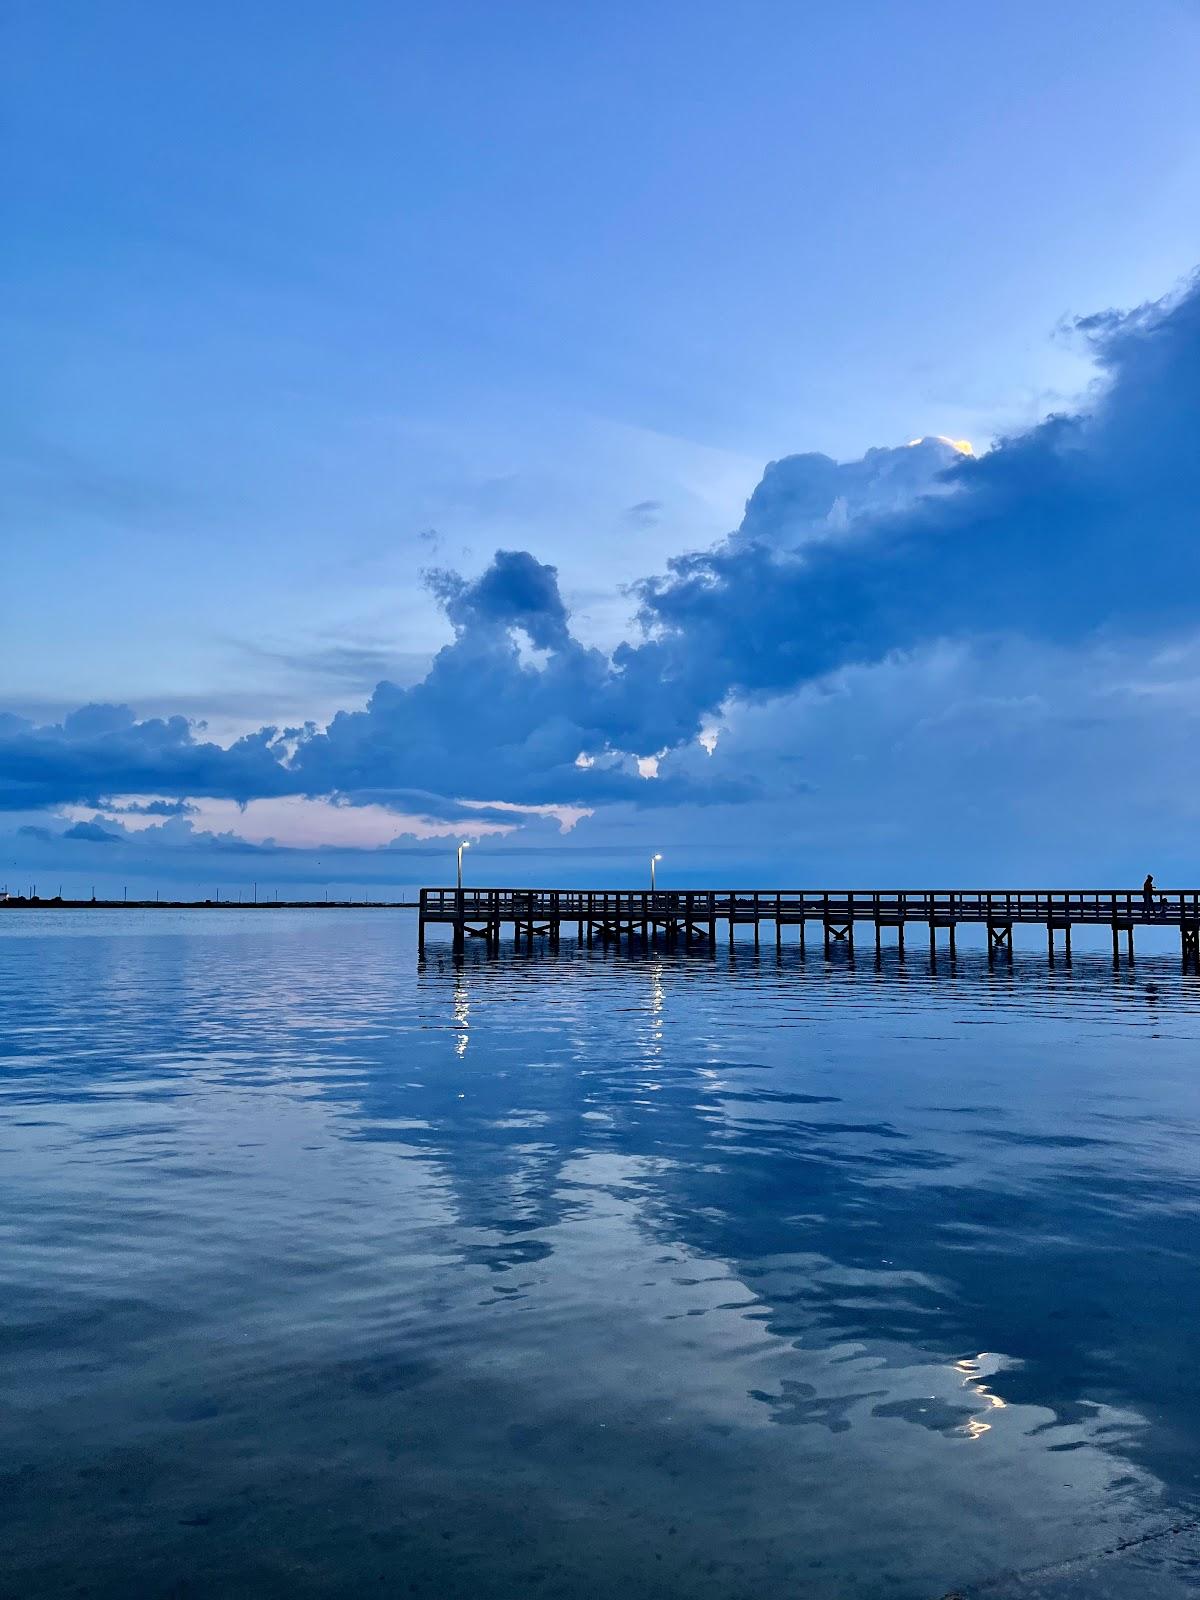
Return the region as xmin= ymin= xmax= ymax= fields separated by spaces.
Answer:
xmin=419 ymin=887 xmax=1200 ymax=965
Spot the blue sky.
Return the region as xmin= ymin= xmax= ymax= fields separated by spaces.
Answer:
xmin=5 ymin=1 xmax=1200 ymax=894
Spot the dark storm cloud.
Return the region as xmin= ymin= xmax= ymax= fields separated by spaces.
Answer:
xmin=0 ymin=706 xmax=292 ymax=812
xmin=6 ymin=274 xmax=1199 ymax=830
xmin=62 ymin=819 xmax=124 ymax=843
xmin=615 ymin=279 xmax=1200 ymax=737
xmin=425 ymin=548 xmax=572 ymax=651
xmin=109 ymin=798 xmax=198 ymax=817
xmin=292 ymin=256 xmax=1200 ymax=796
xmin=289 ymin=552 xmax=754 ymax=808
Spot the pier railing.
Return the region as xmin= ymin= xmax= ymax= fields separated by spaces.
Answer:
xmin=421 ymin=887 xmax=1200 ymax=924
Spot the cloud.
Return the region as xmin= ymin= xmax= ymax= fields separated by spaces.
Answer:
xmin=62 ymin=819 xmax=125 ymax=844
xmin=108 ymin=797 xmax=198 ymax=817
xmin=5 ymin=272 xmax=1199 ymax=854
xmin=426 ymin=548 xmax=572 ymax=652
xmin=235 ymin=640 xmax=435 ymax=693
xmin=0 ymin=705 xmax=293 ymax=812
xmin=648 ymin=627 xmax=1200 ymax=882
xmin=288 ymin=551 xmax=755 ymax=809
xmin=732 ymin=435 xmax=966 ymax=552
xmin=624 ymin=499 xmax=664 ymax=528
xmin=618 ymin=276 xmax=1200 ymax=735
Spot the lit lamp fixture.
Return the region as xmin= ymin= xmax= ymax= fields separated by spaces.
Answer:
xmin=650 ymin=853 xmax=662 ymax=891
xmin=457 ymin=839 xmax=470 ymax=890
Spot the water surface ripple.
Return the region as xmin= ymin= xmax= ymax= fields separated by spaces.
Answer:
xmin=3 ymin=910 xmax=1200 ymax=1598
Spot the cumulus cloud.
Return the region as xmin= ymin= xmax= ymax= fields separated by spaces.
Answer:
xmin=733 ymin=435 xmax=969 ymax=552
xmin=288 ymin=549 xmax=753 ymax=809
xmin=4 ymin=273 xmax=1199 ymax=854
xmin=0 ymin=706 xmax=292 ymax=812
xmin=108 ymin=797 xmax=198 ymax=817
xmin=63 ymin=818 xmax=125 ymax=844
xmin=426 ymin=548 xmax=571 ymax=652
xmin=619 ymin=277 xmax=1200 ymax=735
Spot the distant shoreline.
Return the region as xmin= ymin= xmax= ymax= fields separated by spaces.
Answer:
xmin=0 ymin=899 xmax=419 ymax=911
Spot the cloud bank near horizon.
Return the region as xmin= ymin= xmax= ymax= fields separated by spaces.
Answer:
xmin=6 ymin=273 xmax=1200 ymax=864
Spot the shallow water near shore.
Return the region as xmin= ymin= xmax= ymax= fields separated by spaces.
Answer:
xmin=3 ymin=909 xmax=1200 ymax=1598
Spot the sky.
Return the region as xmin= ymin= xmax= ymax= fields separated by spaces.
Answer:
xmin=4 ymin=0 xmax=1200 ymax=895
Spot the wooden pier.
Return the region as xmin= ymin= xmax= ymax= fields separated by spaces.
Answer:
xmin=419 ymin=887 xmax=1200 ymax=966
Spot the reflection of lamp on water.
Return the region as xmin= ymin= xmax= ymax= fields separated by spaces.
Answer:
xmin=648 ymin=960 xmax=665 ymax=1056
xmin=456 ymin=839 xmax=470 ymax=890
xmin=650 ymin=852 xmax=662 ymax=891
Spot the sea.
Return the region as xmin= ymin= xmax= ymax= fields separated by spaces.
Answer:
xmin=3 ymin=909 xmax=1200 ymax=1598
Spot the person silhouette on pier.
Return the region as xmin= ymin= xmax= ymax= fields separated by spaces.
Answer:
xmin=1143 ymin=873 xmax=1156 ymax=916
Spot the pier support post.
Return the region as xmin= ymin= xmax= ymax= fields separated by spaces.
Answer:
xmin=1112 ymin=923 xmax=1120 ymax=961
xmin=949 ymin=922 xmax=956 ymax=958
xmin=1182 ymin=923 xmax=1199 ymax=969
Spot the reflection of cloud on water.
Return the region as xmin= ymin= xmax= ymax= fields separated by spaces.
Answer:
xmin=461 ymin=1145 xmax=1167 ymax=1586
xmin=12 ymin=914 xmax=1200 ymax=1597
xmin=356 ymin=932 xmax=1200 ymax=1580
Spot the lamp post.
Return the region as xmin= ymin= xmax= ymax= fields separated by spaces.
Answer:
xmin=457 ymin=840 xmax=470 ymax=890
xmin=650 ymin=853 xmax=662 ymax=892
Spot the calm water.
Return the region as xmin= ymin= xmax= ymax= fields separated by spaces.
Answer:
xmin=4 ymin=911 xmax=1200 ymax=1599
